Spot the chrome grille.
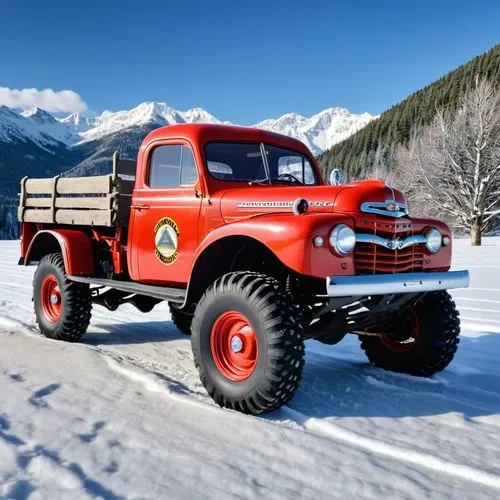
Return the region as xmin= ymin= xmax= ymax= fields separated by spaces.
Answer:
xmin=354 ymin=220 xmax=424 ymax=275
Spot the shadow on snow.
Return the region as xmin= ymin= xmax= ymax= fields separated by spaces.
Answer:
xmin=82 ymin=318 xmax=500 ymax=420
xmin=84 ymin=320 xmax=185 ymax=345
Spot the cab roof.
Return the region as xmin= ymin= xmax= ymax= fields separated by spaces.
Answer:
xmin=142 ymin=123 xmax=313 ymax=157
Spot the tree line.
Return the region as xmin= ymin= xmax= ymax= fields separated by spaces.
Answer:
xmin=318 ymin=45 xmax=500 ymax=179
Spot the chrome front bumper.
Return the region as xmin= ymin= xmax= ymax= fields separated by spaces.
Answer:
xmin=326 ymin=270 xmax=470 ymax=297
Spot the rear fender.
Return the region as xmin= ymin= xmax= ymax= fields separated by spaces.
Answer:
xmin=24 ymin=230 xmax=95 ymax=276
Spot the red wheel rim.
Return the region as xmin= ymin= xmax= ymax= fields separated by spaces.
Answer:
xmin=210 ymin=311 xmax=258 ymax=382
xmin=380 ymin=310 xmax=420 ymax=352
xmin=40 ymin=275 xmax=62 ymax=323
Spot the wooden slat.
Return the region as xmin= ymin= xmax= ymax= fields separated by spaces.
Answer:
xmin=50 ymin=176 xmax=60 ymax=223
xmin=57 ymin=175 xmax=112 ymax=195
xmin=20 ymin=208 xmax=54 ymax=223
xmin=25 ymin=196 xmax=111 ymax=209
xmin=25 ymin=176 xmax=113 ymax=195
xmin=18 ymin=177 xmax=28 ymax=222
xmin=25 ymin=178 xmax=54 ymax=194
xmin=56 ymin=196 xmax=112 ymax=209
xmin=55 ymin=209 xmax=113 ymax=226
xmin=25 ymin=198 xmax=52 ymax=207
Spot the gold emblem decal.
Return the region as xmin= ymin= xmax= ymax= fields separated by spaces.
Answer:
xmin=154 ymin=217 xmax=179 ymax=265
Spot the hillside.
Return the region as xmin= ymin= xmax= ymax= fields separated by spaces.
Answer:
xmin=318 ymin=44 xmax=500 ymax=178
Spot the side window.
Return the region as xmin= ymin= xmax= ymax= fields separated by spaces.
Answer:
xmin=278 ymin=156 xmax=316 ymax=185
xmin=149 ymin=145 xmax=181 ymax=188
xmin=180 ymin=146 xmax=198 ymax=185
xmin=149 ymin=145 xmax=198 ymax=188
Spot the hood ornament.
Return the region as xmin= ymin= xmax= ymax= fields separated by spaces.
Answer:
xmin=360 ymin=199 xmax=409 ymax=218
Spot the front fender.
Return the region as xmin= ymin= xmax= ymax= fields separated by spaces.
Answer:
xmin=194 ymin=213 xmax=356 ymax=278
xmin=25 ymin=230 xmax=94 ymax=276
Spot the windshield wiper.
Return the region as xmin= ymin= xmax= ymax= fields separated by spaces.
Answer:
xmin=248 ymin=177 xmax=303 ymax=186
xmin=248 ymin=178 xmax=270 ymax=186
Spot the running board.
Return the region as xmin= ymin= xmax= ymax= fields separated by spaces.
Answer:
xmin=68 ymin=275 xmax=186 ymax=303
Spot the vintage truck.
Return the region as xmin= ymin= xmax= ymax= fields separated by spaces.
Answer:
xmin=18 ymin=124 xmax=470 ymax=414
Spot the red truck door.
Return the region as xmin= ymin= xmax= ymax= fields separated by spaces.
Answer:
xmin=128 ymin=141 xmax=202 ymax=285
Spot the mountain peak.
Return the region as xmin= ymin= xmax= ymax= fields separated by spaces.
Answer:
xmin=182 ymin=107 xmax=221 ymax=124
xmin=254 ymin=108 xmax=375 ymax=155
xmin=21 ymin=107 xmax=57 ymax=123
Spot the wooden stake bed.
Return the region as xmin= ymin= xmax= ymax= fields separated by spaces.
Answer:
xmin=18 ymin=152 xmax=135 ymax=227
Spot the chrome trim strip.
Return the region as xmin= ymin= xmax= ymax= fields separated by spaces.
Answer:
xmin=325 ymin=270 xmax=470 ymax=297
xmin=360 ymin=200 xmax=409 ymax=218
xmin=236 ymin=200 xmax=334 ymax=208
xmin=356 ymin=233 xmax=427 ymax=250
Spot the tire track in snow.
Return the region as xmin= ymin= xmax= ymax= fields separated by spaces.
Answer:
xmin=455 ymin=297 xmax=500 ymax=305
xmin=461 ymin=316 xmax=500 ymax=325
xmin=280 ymin=407 xmax=500 ymax=492
xmin=0 ymin=280 xmax=32 ymax=291
xmin=459 ymin=306 xmax=500 ymax=314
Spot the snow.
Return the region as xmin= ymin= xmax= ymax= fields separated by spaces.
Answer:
xmin=0 ymin=103 xmax=375 ymax=155
xmin=1 ymin=238 xmax=499 ymax=498
xmin=0 ymin=106 xmax=63 ymax=151
xmin=254 ymin=107 xmax=376 ymax=155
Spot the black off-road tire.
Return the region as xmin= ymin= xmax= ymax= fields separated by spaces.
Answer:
xmin=191 ymin=272 xmax=305 ymax=414
xmin=33 ymin=253 xmax=92 ymax=342
xmin=359 ymin=291 xmax=460 ymax=376
xmin=168 ymin=302 xmax=193 ymax=335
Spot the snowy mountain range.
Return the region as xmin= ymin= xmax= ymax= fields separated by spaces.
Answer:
xmin=0 ymin=102 xmax=375 ymax=155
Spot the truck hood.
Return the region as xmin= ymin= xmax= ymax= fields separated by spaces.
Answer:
xmin=218 ymin=180 xmax=407 ymax=222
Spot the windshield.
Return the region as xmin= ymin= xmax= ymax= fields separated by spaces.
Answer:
xmin=204 ymin=142 xmax=318 ymax=185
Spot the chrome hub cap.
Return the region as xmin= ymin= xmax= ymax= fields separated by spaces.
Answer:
xmin=230 ymin=335 xmax=243 ymax=353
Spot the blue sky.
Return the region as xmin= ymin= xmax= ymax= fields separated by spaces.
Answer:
xmin=1 ymin=0 xmax=499 ymax=123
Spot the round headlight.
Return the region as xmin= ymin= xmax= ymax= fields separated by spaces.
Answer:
xmin=329 ymin=224 xmax=356 ymax=256
xmin=426 ymin=228 xmax=442 ymax=253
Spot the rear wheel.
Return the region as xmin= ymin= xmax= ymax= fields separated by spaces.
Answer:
xmin=359 ymin=291 xmax=460 ymax=376
xmin=191 ymin=272 xmax=304 ymax=414
xmin=33 ymin=253 xmax=92 ymax=342
xmin=168 ymin=302 xmax=193 ymax=336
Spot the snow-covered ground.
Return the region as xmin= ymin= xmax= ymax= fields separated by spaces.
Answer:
xmin=0 ymin=238 xmax=499 ymax=499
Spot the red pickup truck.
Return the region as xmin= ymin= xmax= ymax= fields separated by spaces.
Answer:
xmin=18 ymin=124 xmax=470 ymax=414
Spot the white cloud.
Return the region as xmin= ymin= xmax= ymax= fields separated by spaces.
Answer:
xmin=0 ymin=87 xmax=88 ymax=113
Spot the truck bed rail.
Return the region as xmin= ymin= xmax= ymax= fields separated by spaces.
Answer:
xmin=18 ymin=152 xmax=135 ymax=227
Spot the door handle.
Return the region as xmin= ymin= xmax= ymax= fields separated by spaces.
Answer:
xmin=131 ymin=204 xmax=150 ymax=210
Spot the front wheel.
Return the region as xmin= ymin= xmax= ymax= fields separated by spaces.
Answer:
xmin=191 ymin=272 xmax=304 ymax=414
xmin=33 ymin=253 xmax=92 ymax=342
xmin=359 ymin=291 xmax=460 ymax=376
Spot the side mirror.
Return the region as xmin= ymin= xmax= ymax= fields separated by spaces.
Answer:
xmin=329 ymin=169 xmax=342 ymax=186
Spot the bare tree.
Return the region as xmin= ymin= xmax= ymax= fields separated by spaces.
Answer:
xmin=395 ymin=77 xmax=500 ymax=245
xmin=365 ymin=143 xmax=400 ymax=186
